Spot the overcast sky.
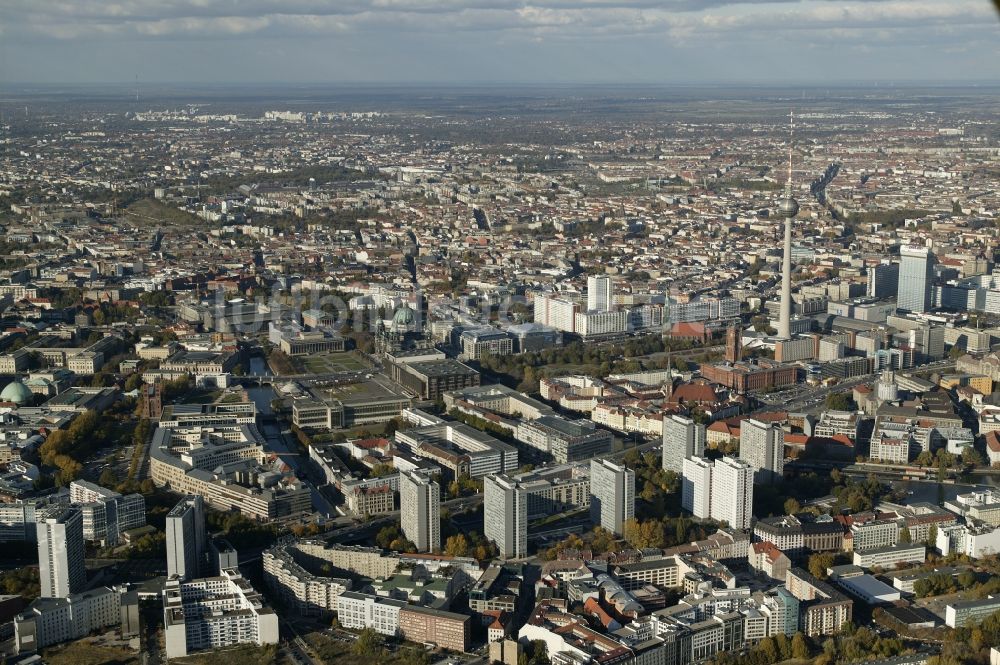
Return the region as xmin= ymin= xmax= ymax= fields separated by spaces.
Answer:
xmin=0 ymin=0 xmax=997 ymax=85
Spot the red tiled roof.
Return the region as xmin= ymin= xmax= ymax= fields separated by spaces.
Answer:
xmin=707 ymin=421 xmax=735 ymax=433
xmin=671 ymin=322 xmax=707 ymax=336
xmin=986 ymin=431 xmax=1000 ymax=452
xmin=583 ymin=598 xmax=617 ymax=630
xmin=670 ymin=383 xmax=719 ymax=404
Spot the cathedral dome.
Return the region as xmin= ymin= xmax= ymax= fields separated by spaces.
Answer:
xmin=392 ymin=304 xmax=416 ymax=329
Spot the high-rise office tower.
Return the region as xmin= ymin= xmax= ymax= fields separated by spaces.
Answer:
xmin=484 ymin=474 xmax=527 ymax=559
xmin=37 ymin=507 xmax=86 ymax=598
xmin=167 ymin=495 xmax=207 ymax=581
xmin=681 ymin=456 xmax=713 ymax=519
xmin=587 ymin=276 xmax=612 ymax=313
xmin=589 ymin=459 xmax=635 ymax=536
xmin=710 ymin=457 xmax=754 ymax=529
xmin=69 ymin=479 xmax=146 ymax=547
xmin=400 ymin=470 xmax=440 ymax=553
xmin=868 ymin=261 xmax=900 ymax=298
xmin=904 ymin=322 xmax=945 ymax=364
xmin=663 ymin=415 xmax=706 ymax=473
xmin=740 ymin=418 xmax=785 ymax=484
xmin=897 ymin=246 xmax=935 ymax=314
xmin=726 ymin=326 xmax=743 ymax=363
xmin=776 ymin=112 xmax=799 ymax=341
xmin=208 ymin=537 xmax=239 ymax=576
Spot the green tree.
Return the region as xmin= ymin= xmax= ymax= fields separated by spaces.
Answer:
xmin=99 ymin=467 xmax=117 ymax=487
xmin=518 ymin=365 xmax=538 ymax=393
xmin=529 ymin=640 xmax=550 ymax=665
xmin=824 ymin=392 xmax=853 ymax=411
xmin=376 ymin=524 xmax=401 ymax=549
xmin=914 ymin=573 xmax=956 ymax=598
xmin=623 ymin=518 xmax=666 ymax=550
xmin=935 ymin=449 xmax=956 ymax=468
xmin=370 ymin=463 xmax=394 ymax=478
xmin=784 ymin=498 xmax=801 ymax=515
xmin=757 ymin=636 xmax=779 ymax=664
xmin=808 ymin=552 xmax=835 ymax=580
xmin=445 ymin=534 xmax=469 ymax=557
xmin=590 ymin=528 xmax=617 ymax=554
xmin=0 ymin=566 xmax=40 ymax=600
xmin=791 ymin=632 xmax=810 ymax=660
xmin=352 ymin=627 xmax=385 ymax=658
xmin=962 ymin=446 xmax=985 ymax=468
xmin=124 ymin=373 xmax=144 ymax=392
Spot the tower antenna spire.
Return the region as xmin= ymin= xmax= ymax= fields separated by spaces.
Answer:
xmin=786 ymin=109 xmax=794 ymax=194
xmin=776 ymin=109 xmax=798 ymax=341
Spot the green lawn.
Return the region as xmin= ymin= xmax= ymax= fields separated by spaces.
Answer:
xmin=296 ymin=352 xmax=367 ymax=375
xmin=125 ymin=198 xmax=203 ymax=226
xmin=302 ymin=356 xmax=328 ymax=372
xmin=304 ymin=632 xmax=431 ymax=665
xmin=178 ymin=388 xmax=222 ymax=404
xmin=171 ymin=644 xmax=279 ymax=665
xmin=43 ymin=641 xmax=139 ymax=665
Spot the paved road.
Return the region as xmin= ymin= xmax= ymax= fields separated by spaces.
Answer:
xmin=242 ymin=366 xmax=382 ymax=383
xmin=282 ymin=619 xmax=323 ymax=665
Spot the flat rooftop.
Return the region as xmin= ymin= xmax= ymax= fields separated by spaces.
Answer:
xmin=310 ymin=373 xmax=411 ymax=405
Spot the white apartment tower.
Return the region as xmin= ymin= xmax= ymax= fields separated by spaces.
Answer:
xmin=399 ymin=470 xmax=440 ymax=553
xmin=167 ymin=495 xmax=207 ymax=581
xmin=711 ymin=457 xmax=754 ymax=530
xmin=681 ymin=456 xmax=754 ymax=529
xmin=484 ymin=474 xmax=528 ymax=559
xmin=740 ymin=418 xmax=785 ymax=484
xmin=681 ymin=456 xmax=714 ymax=519
xmin=589 ymin=459 xmax=635 ymax=536
xmin=663 ymin=415 xmax=706 ymax=473
xmin=587 ymin=276 xmax=613 ymax=313
xmin=163 ymin=569 xmax=278 ymax=659
xmin=37 ymin=507 xmax=86 ymax=598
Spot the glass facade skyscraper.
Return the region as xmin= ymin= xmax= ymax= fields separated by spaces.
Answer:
xmin=897 ymin=245 xmax=934 ymax=313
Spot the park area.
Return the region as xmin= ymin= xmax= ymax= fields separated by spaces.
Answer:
xmin=43 ymin=636 xmax=139 ymax=665
xmin=296 ymin=351 xmax=368 ymax=374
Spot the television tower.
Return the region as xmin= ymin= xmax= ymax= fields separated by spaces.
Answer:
xmin=776 ymin=110 xmax=798 ymax=340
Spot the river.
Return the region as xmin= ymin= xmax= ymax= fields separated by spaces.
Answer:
xmin=248 ymin=356 xmax=272 ymax=377
xmin=891 ymin=480 xmax=992 ymax=505
xmin=246 ymin=385 xmax=276 ymax=416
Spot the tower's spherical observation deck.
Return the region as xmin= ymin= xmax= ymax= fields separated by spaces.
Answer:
xmin=778 ymin=196 xmax=799 ymax=219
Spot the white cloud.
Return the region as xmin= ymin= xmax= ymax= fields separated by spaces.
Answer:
xmin=0 ymin=0 xmax=995 ymax=83
xmin=2 ymin=0 xmax=991 ymax=41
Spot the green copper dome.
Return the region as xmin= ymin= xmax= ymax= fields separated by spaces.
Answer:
xmin=392 ymin=303 xmax=415 ymax=327
xmin=0 ymin=380 xmax=32 ymax=405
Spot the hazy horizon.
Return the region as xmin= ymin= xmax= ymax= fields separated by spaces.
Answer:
xmin=1 ymin=0 xmax=997 ymax=86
